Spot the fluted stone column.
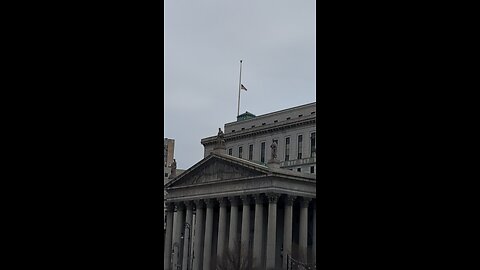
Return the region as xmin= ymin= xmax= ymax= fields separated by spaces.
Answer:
xmin=164 ymin=202 xmax=174 ymax=270
xmin=193 ymin=200 xmax=205 ymax=270
xmin=216 ymin=197 xmax=228 ymax=260
xmin=283 ymin=195 xmax=296 ymax=269
xmin=228 ymin=196 xmax=240 ymax=252
xmin=299 ymin=197 xmax=311 ymax=263
xmin=173 ymin=202 xmax=185 ymax=270
xmin=312 ymin=200 xmax=316 ymax=265
xmin=240 ymin=195 xmax=251 ymax=260
xmin=253 ymin=194 xmax=265 ymax=270
xmin=266 ymin=193 xmax=280 ymax=270
xmin=203 ymin=199 xmax=215 ymax=270
xmin=182 ymin=201 xmax=194 ymax=270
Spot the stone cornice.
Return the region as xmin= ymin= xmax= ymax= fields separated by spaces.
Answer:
xmin=166 ymin=188 xmax=316 ymax=203
xmin=201 ymin=115 xmax=316 ymax=146
xmin=225 ymin=102 xmax=316 ymax=127
xmin=165 ymin=174 xmax=316 ymax=192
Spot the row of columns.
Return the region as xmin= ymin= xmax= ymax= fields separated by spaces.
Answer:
xmin=164 ymin=193 xmax=315 ymax=270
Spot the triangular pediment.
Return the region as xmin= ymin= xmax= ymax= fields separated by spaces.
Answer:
xmin=166 ymin=154 xmax=269 ymax=188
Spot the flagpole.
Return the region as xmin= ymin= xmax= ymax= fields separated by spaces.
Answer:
xmin=237 ymin=60 xmax=242 ymax=117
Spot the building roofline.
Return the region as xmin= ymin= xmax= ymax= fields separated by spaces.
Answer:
xmin=225 ymin=101 xmax=316 ymax=126
xmin=201 ymin=114 xmax=315 ymax=145
xmin=165 ymin=152 xmax=316 ymax=188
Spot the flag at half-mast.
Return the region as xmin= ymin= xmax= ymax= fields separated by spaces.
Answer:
xmin=241 ymin=84 xmax=247 ymax=91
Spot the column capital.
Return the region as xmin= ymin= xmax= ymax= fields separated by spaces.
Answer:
xmin=228 ymin=196 xmax=240 ymax=206
xmin=217 ymin=197 xmax=229 ymax=207
xmin=174 ymin=201 xmax=185 ymax=211
xmin=253 ymin=193 xmax=265 ymax=204
xmin=300 ymin=197 xmax=312 ymax=208
xmin=285 ymin=195 xmax=297 ymax=206
xmin=185 ymin=201 xmax=194 ymax=210
xmin=205 ymin=198 xmax=216 ymax=208
xmin=165 ymin=202 xmax=174 ymax=212
xmin=240 ymin=195 xmax=251 ymax=205
xmin=194 ymin=199 xmax=205 ymax=209
xmin=266 ymin=193 xmax=280 ymax=204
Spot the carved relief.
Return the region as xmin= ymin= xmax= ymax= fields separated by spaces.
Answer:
xmin=266 ymin=193 xmax=281 ymax=204
xmin=253 ymin=194 xmax=265 ymax=204
xmin=217 ymin=197 xmax=229 ymax=207
xmin=240 ymin=179 xmax=269 ymax=190
xmin=168 ymin=179 xmax=272 ymax=198
xmin=300 ymin=197 xmax=312 ymax=208
xmin=171 ymin=159 xmax=265 ymax=187
xmin=165 ymin=202 xmax=174 ymax=212
xmin=174 ymin=202 xmax=185 ymax=211
xmin=184 ymin=201 xmax=194 ymax=210
xmin=285 ymin=195 xmax=297 ymax=206
xmin=240 ymin=195 xmax=251 ymax=205
xmin=205 ymin=198 xmax=216 ymax=208
xmin=228 ymin=196 xmax=240 ymax=206
xmin=194 ymin=199 xmax=205 ymax=209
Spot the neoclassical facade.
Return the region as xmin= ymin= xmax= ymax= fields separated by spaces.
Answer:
xmin=201 ymin=102 xmax=316 ymax=174
xmin=164 ymin=146 xmax=316 ymax=270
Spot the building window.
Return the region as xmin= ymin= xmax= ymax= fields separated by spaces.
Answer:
xmin=262 ymin=123 xmax=266 ymax=125
xmin=285 ymin=137 xmax=290 ymax=161
xmin=251 ymin=125 xmax=255 ymax=128
xmin=261 ymin=142 xmax=266 ymax=163
xmin=310 ymin=132 xmax=316 ymax=157
xmin=297 ymin=168 xmax=301 ymax=172
xmin=297 ymin=135 xmax=303 ymax=159
xmin=228 ymin=148 xmax=233 ymax=155
xmin=298 ymin=114 xmax=303 ymax=117
xmin=274 ymin=120 xmax=278 ymax=123
xmin=241 ymin=128 xmax=245 ymax=130
xmin=232 ymin=130 xmax=235 ymax=132
xmin=239 ymin=146 xmax=243 ymax=159
xmin=165 ymin=173 xmax=168 ymax=177
xmin=310 ymin=166 xmax=315 ymax=173
xmin=248 ymin=144 xmax=253 ymax=160
xmin=286 ymin=117 xmax=291 ymax=120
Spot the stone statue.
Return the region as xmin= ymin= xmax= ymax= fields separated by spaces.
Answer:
xmin=217 ymin=128 xmax=224 ymax=139
xmin=270 ymin=140 xmax=278 ymax=160
xmin=215 ymin=128 xmax=226 ymax=149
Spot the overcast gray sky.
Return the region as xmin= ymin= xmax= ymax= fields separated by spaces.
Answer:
xmin=164 ymin=0 xmax=316 ymax=170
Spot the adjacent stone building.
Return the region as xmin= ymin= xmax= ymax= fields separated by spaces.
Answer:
xmin=164 ymin=138 xmax=185 ymax=229
xmin=201 ymin=102 xmax=316 ymax=174
xmin=164 ymin=102 xmax=317 ymax=270
xmin=165 ymin=138 xmax=175 ymax=168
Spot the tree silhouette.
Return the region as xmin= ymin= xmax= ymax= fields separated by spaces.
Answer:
xmin=216 ymin=242 xmax=253 ymax=270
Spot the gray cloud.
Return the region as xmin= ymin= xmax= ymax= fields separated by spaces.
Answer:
xmin=165 ymin=0 xmax=316 ymax=169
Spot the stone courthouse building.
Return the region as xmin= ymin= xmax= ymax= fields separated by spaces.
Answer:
xmin=164 ymin=102 xmax=316 ymax=270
